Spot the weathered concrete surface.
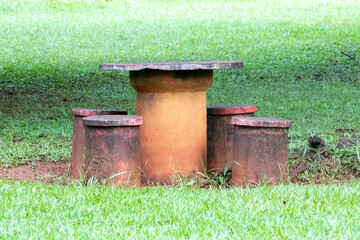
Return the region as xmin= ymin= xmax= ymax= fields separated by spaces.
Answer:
xmin=130 ymin=70 xmax=213 ymax=185
xmin=230 ymin=117 xmax=292 ymax=186
xmin=84 ymin=115 xmax=142 ymax=186
xmin=207 ymin=105 xmax=257 ymax=174
xmin=70 ymin=109 xmax=127 ymax=179
xmin=100 ymin=61 xmax=244 ymax=71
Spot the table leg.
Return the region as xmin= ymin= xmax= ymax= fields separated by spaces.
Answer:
xmin=130 ymin=69 xmax=213 ymax=184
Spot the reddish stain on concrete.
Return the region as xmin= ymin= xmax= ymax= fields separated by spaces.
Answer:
xmin=207 ymin=105 xmax=257 ymax=115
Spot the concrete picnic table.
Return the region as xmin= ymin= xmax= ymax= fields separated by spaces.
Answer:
xmin=99 ymin=61 xmax=244 ymax=184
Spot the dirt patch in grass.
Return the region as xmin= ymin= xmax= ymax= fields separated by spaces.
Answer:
xmin=0 ymin=156 xmax=359 ymax=186
xmin=289 ymin=150 xmax=360 ymax=184
xmin=289 ymin=134 xmax=360 ymax=184
xmin=1 ymin=134 xmax=359 ymax=186
xmin=0 ymin=161 xmax=73 ymax=185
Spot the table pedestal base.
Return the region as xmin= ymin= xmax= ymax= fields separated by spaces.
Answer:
xmin=130 ymin=70 xmax=213 ymax=184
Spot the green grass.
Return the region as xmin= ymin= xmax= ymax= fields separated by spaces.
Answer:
xmin=1 ymin=0 xmax=360 ymax=166
xmin=1 ymin=1 xmax=360 ymax=236
xmin=1 ymin=180 xmax=360 ymax=239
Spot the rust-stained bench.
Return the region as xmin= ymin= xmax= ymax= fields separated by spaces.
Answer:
xmin=207 ymin=105 xmax=258 ymax=174
xmin=70 ymin=109 xmax=127 ymax=179
xmin=83 ymin=115 xmax=142 ymax=186
xmin=230 ymin=117 xmax=292 ymax=186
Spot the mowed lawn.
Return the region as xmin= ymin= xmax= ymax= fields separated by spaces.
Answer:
xmin=1 ymin=0 xmax=360 ymax=238
xmin=1 ymin=181 xmax=360 ymax=239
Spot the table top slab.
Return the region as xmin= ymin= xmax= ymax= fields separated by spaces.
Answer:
xmin=99 ymin=61 xmax=244 ymax=71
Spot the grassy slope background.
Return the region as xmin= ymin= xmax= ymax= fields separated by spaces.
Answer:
xmin=1 ymin=0 xmax=360 ymax=165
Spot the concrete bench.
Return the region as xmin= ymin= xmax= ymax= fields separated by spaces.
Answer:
xmin=82 ymin=115 xmax=142 ymax=186
xmin=70 ymin=108 xmax=127 ymax=179
xmin=230 ymin=117 xmax=292 ymax=186
xmin=207 ymin=105 xmax=257 ymax=174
